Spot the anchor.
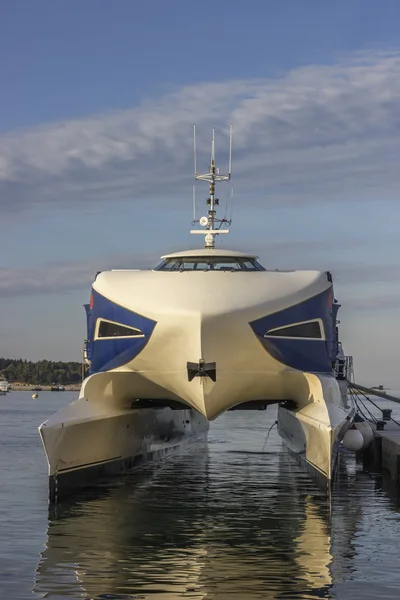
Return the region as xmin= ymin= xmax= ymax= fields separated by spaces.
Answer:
xmin=187 ymin=359 xmax=216 ymax=382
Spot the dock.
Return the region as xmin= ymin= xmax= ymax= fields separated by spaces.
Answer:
xmin=350 ymin=382 xmax=400 ymax=484
xmin=359 ymin=423 xmax=400 ymax=480
xmin=378 ymin=428 xmax=400 ymax=480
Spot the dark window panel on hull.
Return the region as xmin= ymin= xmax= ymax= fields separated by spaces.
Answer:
xmin=97 ymin=320 xmax=144 ymax=338
xmin=266 ymin=320 xmax=322 ymax=339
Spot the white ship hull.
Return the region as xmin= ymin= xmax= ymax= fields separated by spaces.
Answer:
xmin=277 ymin=378 xmax=354 ymax=484
xmin=40 ymin=374 xmax=352 ymax=501
xmin=39 ymin=258 xmax=354 ymax=499
xmin=40 ymin=392 xmax=208 ymax=501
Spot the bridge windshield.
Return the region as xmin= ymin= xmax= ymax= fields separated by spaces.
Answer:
xmin=155 ymin=257 xmax=265 ymax=271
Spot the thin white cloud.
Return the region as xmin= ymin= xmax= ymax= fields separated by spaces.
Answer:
xmin=0 ymin=253 xmax=156 ymax=297
xmin=1 ymin=50 xmax=400 ymax=213
xmin=1 ymin=244 xmax=399 ymax=299
xmin=345 ymin=294 xmax=400 ymax=311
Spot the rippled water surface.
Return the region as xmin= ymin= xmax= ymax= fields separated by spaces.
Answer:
xmin=2 ymin=391 xmax=400 ymax=599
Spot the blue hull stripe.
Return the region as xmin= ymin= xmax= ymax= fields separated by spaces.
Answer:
xmin=249 ymin=287 xmax=335 ymax=373
xmin=86 ymin=289 xmax=157 ymax=374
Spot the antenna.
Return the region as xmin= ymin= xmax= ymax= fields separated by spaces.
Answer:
xmin=228 ymin=123 xmax=233 ymax=177
xmin=190 ymin=125 xmax=233 ymax=249
xmin=230 ymin=185 xmax=234 ymax=222
xmin=192 ymin=184 xmax=196 ymax=222
xmin=193 ymin=125 xmax=197 ymax=176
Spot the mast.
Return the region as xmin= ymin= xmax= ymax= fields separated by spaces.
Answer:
xmin=191 ymin=125 xmax=233 ymax=248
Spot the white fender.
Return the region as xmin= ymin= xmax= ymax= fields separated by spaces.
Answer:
xmin=354 ymin=420 xmax=374 ymax=449
xmin=342 ymin=427 xmax=364 ymax=452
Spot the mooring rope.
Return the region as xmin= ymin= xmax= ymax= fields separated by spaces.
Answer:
xmin=262 ymin=420 xmax=278 ymax=452
xmin=347 ymin=381 xmax=400 ymax=428
xmin=348 ymin=383 xmax=378 ymax=424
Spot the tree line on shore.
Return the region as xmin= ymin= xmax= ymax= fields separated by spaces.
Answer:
xmin=0 ymin=358 xmax=82 ymax=385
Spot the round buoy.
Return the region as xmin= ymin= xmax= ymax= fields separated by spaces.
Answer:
xmin=354 ymin=420 xmax=374 ymax=449
xmin=342 ymin=426 xmax=364 ymax=452
xmin=32 ymin=393 xmax=38 ymax=399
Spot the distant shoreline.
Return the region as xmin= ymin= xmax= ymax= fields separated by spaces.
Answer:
xmin=9 ymin=383 xmax=80 ymax=392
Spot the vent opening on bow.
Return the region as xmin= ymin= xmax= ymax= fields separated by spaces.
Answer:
xmin=265 ymin=319 xmax=323 ymax=340
xmin=95 ymin=319 xmax=144 ymax=340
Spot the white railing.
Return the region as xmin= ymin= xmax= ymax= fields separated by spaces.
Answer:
xmin=334 ymin=354 xmax=354 ymax=381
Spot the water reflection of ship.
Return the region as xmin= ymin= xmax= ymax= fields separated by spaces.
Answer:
xmin=34 ymin=448 xmax=368 ymax=600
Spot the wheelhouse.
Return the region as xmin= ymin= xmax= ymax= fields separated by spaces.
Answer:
xmin=155 ymin=249 xmax=265 ymax=272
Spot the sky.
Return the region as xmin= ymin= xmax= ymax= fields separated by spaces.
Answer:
xmin=1 ymin=0 xmax=400 ymax=387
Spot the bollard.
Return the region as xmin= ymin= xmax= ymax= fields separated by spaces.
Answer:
xmin=381 ymin=409 xmax=392 ymax=421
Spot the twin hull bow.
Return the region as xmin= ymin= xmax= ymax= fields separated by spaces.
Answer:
xmin=39 ymin=258 xmax=353 ymax=499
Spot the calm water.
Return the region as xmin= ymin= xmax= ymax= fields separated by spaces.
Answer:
xmin=2 ymin=392 xmax=400 ymax=599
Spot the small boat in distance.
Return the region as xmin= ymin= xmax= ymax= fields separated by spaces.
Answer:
xmin=39 ymin=126 xmax=355 ymax=501
xmin=50 ymin=384 xmax=65 ymax=391
xmin=0 ymin=378 xmax=10 ymax=394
